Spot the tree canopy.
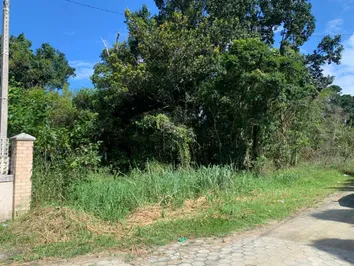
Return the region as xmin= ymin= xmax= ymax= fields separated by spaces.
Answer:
xmin=8 ymin=0 xmax=353 ymax=173
xmin=154 ymin=0 xmax=316 ymax=47
xmin=82 ymin=0 xmax=346 ymax=170
xmin=6 ymin=33 xmax=75 ymax=90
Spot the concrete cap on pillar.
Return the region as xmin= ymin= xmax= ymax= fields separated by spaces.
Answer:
xmin=10 ymin=133 xmax=36 ymax=141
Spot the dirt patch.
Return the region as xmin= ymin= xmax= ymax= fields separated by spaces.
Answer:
xmin=125 ymin=196 xmax=209 ymax=227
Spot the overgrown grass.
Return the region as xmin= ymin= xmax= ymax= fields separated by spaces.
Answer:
xmin=124 ymin=165 xmax=348 ymax=246
xmin=67 ymin=163 xmax=238 ymax=221
xmin=0 ymin=162 xmax=351 ymax=262
xmin=67 ymin=163 xmax=347 ymax=222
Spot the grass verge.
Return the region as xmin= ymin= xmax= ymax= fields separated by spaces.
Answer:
xmin=0 ymin=163 xmax=350 ymax=262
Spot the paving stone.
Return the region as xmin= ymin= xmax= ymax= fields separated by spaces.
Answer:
xmin=194 ymin=257 xmax=207 ymax=262
xmin=154 ymin=262 xmax=169 ymax=266
xmin=205 ymin=260 xmax=219 ymax=265
xmin=198 ymin=249 xmax=209 ymax=253
xmin=167 ymin=259 xmax=183 ymax=265
xmin=191 ymin=262 xmax=205 ymax=266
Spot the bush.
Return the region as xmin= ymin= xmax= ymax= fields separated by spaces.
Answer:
xmin=8 ymin=86 xmax=101 ymax=205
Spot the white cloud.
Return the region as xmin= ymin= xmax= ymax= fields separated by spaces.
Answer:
xmin=70 ymin=60 xmax=96 ymax=80
xmin=326 ymin=19 xmax=344 ymax=34
xmin=323 ymin=33 xmax=354 ymax=95
xmin=331 ymin=0 xmax=354 ymax=10
xmin=273 ymin=25 xmax=284 ymax=34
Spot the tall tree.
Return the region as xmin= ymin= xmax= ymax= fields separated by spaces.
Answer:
xmin=90 ymin=1 xmax=344 ymax=169
xmin=6 ymin=34 xmax=75 ymax=90
xmin=154 ymin=0 xmax=316 ymax=48
xmin=92 ymin=10 xmax=221 ymax=167
xmin=306 ymin=35 xmax=344 ymax=93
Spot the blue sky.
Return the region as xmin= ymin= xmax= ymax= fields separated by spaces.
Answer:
xmin=8 ymin=0 xmax=354 ymax=94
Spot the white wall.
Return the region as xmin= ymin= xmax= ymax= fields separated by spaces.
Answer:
xmin=0 ymin=181 xmax=12 ymax=222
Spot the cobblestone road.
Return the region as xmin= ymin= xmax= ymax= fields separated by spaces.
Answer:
xmin=21 ymin=188 xmax=354 ymax=266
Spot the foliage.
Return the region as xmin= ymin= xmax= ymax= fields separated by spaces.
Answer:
xmin=5 ymin=0 xmax=354 ymax=215
xmin=9 ymin=86 xmax=100 ymax=204
xmin=85 ymin=0 xmax=350 ymax=170
xmin=198 ymin=40 xmax=314 ymax=167
xmin=90 ymin=11 xmax=222 ymax=169
xmin=154 ymin=0 xmax=316 ymax=48
xmin=2 ymin=1 xmax=354 ymax=262
xmin=136 ymin=114 xmax=195 ymax=166
xmin=310 ymin=87 xmax=354 ymax=162
xmin=306 ymin=35 xmax=344 ymax=93
xmin=6 ymin=33 xmax=75 ymax=90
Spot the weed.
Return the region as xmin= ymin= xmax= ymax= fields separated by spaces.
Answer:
xmin=0 ymin=164 xmax=349 ymax=261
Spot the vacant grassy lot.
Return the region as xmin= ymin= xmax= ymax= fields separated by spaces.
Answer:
xmin=0 ymin=164 xmax=350 ymax=262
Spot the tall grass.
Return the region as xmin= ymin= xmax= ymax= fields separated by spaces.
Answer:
xmin=2 ymin=161 xmax=349 ymax=261
xmin=66 ymin=162 xmax=330 ymax=221
xmin=31 ymin=157 xmax=88 ymax=206
xmin=67 ymin=164 xmax=237 ymax=221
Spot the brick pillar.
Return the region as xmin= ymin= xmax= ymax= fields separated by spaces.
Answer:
xmin=11 ymin=133 xmax=35 ymax=218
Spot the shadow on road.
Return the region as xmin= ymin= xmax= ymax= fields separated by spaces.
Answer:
xmin=311 ymin=193 xmax=354 ymax=263
xmin=311 ymin=193 xmax=354 ymax=224
xmin=300 ymin=178 xmax=354 ymax=264
xmin=339 ymin=194 xmax=354 ymax=208
xmin=312 ymin=209 xmax=354 ymax=224
xmin=312 ymin=239 xmax=354 ymax=263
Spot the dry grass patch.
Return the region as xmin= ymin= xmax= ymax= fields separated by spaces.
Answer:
xmin=125 ymin=196 xmax=209 ymax=227
xmin=8 ymin=207 xmax=122 ymax=245
xmin=4 ymin=197 xmax=210 ymax=248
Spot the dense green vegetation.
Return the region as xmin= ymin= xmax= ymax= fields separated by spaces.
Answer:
xmin=8 ymin=1 xmax=354 ymax=175
xmin=0 ymin=164 xmax=351 ymax=261
xmin=1 ymin=0 xmax=354 ymax=261
xmin=7 ymin=0 xmax=354 ymax=197
xmin=7 ymin=34 xmax=75 ymax=89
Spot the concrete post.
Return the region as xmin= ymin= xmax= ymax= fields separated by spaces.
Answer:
xmin=11 ymin=133 xmax=35 ymax=218
xmin=1 ymin=0 xmax=10 ymax=139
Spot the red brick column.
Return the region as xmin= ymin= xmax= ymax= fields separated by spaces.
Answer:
xmin=11 ymin=133 xmax=35 ymax=218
